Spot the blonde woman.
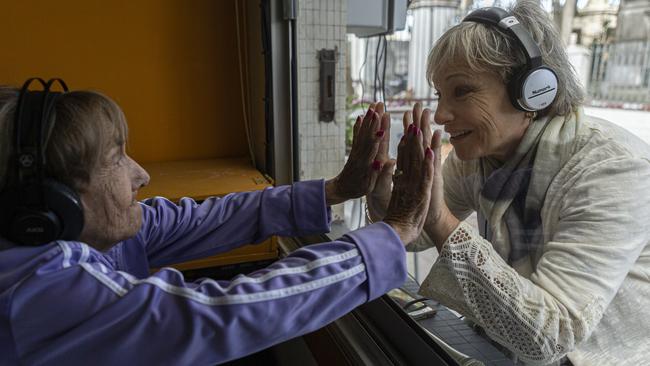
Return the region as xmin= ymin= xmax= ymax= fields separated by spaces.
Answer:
xmin=368 ymin=1 xmax=650 ymax=364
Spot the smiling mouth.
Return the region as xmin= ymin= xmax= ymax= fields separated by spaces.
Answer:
xmin=449 ymin=130 xmax=472 ymax=141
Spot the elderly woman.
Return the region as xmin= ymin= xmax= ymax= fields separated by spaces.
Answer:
xmin=0 ymin=80 xmax=434 ymax=365
xmin=368 ymin=1 xmax=650 ymax=365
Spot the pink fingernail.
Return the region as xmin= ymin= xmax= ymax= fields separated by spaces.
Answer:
xmin=416 ymin=127 xmax=421 ymax=136
xmin=376 ymin=130 xmax=385 ymax=138
xmin=408 ymin=124 xmax=414 ymax=133
xmin=372 ymin=160 xmax=382 ymax=170
xmin=426 ymin=147 xmax=433 ymax=158
xmin=365 ymin=109 xmax=374 ymax=118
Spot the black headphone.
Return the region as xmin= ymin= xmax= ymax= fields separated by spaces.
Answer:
xmin=0 ymin=78 xmax=84 ymax=246
xmin=463 ymin=7 xmax=558 ymax=112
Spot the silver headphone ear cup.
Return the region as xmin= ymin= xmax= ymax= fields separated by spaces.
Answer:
xmin=519 ymin=67 xmax=558 ymax=111
xmin=462 ymin=8 xmax=558 ymax=112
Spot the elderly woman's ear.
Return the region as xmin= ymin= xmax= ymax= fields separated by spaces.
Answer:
xmin=324 ymin=102 xmax=389 ymax=206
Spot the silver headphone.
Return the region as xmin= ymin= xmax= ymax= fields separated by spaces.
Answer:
xmin=463 ymin=7 xmax=558 ymax=112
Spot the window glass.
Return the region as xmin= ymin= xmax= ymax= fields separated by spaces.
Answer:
xmin=343 ymin=0 xmax=649 ymax=282
xmin=303 ymin=0 xmax=649 ymax=362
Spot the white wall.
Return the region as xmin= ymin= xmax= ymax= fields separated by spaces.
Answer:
xmin=567 ymin=43 xmax=592 ymax=90
xmin=297 ymin=0 xmax=348 ymax=220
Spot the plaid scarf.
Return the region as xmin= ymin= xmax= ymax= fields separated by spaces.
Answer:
xmin=478 ymin=111 xmax=578 ymax=276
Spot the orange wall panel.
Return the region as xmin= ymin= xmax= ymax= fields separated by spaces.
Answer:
xmin=0 ymin=0 xmax=248 ymax=163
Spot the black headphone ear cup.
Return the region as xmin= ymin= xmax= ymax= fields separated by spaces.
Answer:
xmin=507 ymin=68 xmax=528 ymax=112
xmin=0 ymin=187 xmax=62 ymax=245
xmin=0 ymin=179 xmax=83 ymax=246
xmin=42 ymin=179 xmax=84 ymax=241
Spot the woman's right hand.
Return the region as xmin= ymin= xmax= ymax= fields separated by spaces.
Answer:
xmin=366 ymin=102 xmax=393 ymax=222
xmin=367 ymin=102 xmax=432 ymax=223
xmin=382 ymin=123 xmax=435 ymax=245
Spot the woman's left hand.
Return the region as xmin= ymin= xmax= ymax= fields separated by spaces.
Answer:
xmin=325 ymin=103 xmax=389 ymax=206
xmin=412 ymin=107 xmax=460 ymax=249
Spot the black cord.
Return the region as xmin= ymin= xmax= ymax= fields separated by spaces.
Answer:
xmin=381 ymin=35 xmax=388 ymax=105
xmin=260 ymin=0 xmax=274 ymax=173
xmin=374 ymin=36 xmax=381 ymax=101
xmin=378 ymin=36 xmax=386 ymax=101
xmin=359 ymin=38 xmax=369 ymax=110
xmin=402 ymin=297 xmax=431 ymax=311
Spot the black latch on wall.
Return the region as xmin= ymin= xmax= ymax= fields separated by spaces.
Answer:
xmin=318 ymin=47 xmax=339 ymax=122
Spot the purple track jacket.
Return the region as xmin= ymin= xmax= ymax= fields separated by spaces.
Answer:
xmin=0 ymin=180 xmax=407 ymax=365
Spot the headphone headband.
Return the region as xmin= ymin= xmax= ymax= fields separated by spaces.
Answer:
xmin=14 ymin=78 xmax=69 ymax=190
xmin=463 ymin=7 xmax=542 ymax=69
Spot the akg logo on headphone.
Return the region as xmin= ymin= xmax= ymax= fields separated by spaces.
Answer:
xmin=19 ymin=153 xmax=34 ymax=168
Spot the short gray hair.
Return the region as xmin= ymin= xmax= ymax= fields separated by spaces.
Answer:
xmin=0 ymin=87 xmax=128 ymax=193
xmin=426 ymin=0 xmax=584 ymax=117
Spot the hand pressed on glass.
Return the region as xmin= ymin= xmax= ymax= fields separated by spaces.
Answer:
xmin=367 ymin=103 xmax=431 ymax=222
xmin=325 ymin=102 xmax=390 ymax=206
xmin=382 ymin=120 xmax=434 ymax=245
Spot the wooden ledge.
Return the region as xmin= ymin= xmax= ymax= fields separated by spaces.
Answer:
xmin=137 ymin=157 xmax=271 ymax=202
xmin=137 ymin=157 xmax=277 ymax=271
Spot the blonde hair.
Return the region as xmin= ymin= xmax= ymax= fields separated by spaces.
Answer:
xmin=426 ymin=0 xmax=584 ymax=117
xmin=0 ymin=87 xmax=128 ymax=193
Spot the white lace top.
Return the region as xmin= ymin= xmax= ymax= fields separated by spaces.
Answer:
xmin=412 ymin=112 xmax=650 ymax=365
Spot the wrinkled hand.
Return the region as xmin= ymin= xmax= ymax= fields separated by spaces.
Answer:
xmin=365 ymin=102 xmax=459 ymax=246
xmin=425 ymin=128 xmax=459 ymax=249
xmin=410 ymin=105 xmax=459 ymax=247
xmin=383 ymin=122 xmax=434 ymax=245
xmin=364 ymin=102 xmax=393 ymax=219
xmin=367 ymin=102 xmax=430 ymax=222
xmin=401 ymin=104 xmax=458 ymax=247
xmin=325 ymin=103 xmax=390 ymax=206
